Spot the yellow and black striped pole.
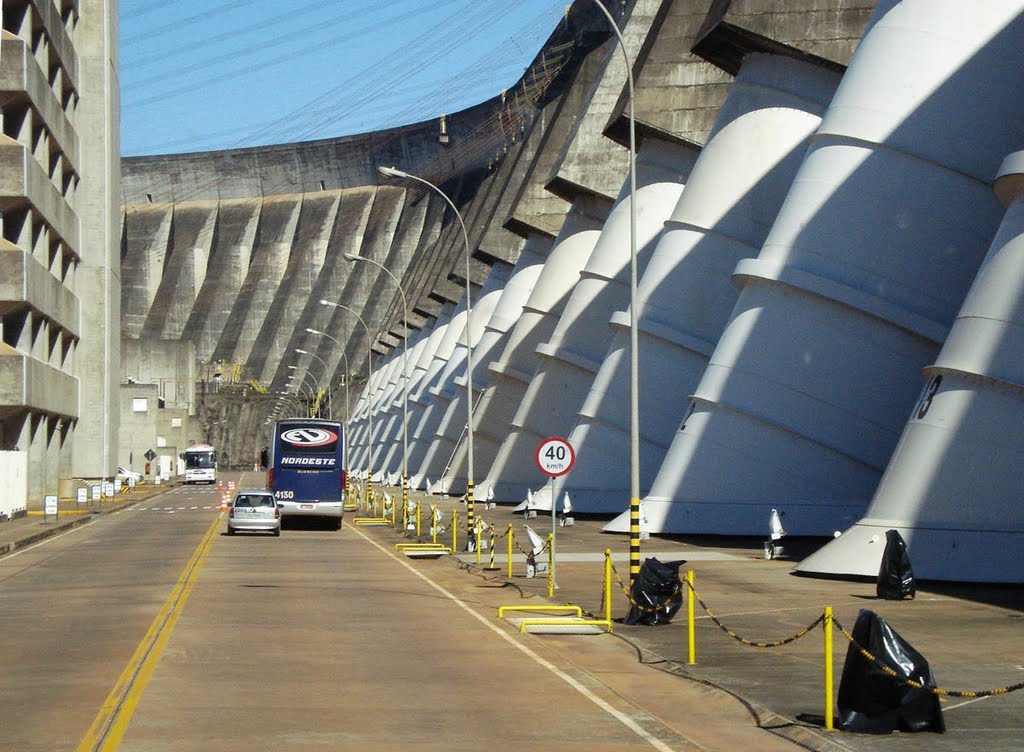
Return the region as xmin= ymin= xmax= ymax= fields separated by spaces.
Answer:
xmin=466 ymin=480 xmax=475 ymax=549
xmin=630 ymin=496 xmax=641 ymax=586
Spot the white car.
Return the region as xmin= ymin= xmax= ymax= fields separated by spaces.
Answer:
xmin=116 ymin=466 xmax=144 ymax=485
xmin=227 ymin=491 xmax=282 ymax=537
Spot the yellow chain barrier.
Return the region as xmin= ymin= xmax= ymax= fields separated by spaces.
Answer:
xmin=832 ymin=615 xmax=1024 ymax=698
xmin=683 ymin=577 xmax=825 ymax=648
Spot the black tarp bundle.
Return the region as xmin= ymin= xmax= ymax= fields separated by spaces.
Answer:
xmin=623 ymin=558 xmax=685 ymax=626
xmin=876 ymin=529 xmax=916 ymax=600
xmin=837 ymin=609 xmax=945 ymax=734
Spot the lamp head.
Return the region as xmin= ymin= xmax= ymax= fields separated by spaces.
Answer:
xmin=343 ymin=252 xmax=359 ymax=262
xmin=377 ymin=165 xmax=406 ymax=179
xmin=295 ymin=348 xmax=308 ymax=355
xmin=319 ymin=299 xmax=330 ymax=306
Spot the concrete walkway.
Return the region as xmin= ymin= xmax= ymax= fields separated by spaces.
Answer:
xmin=355 ymin=486 xmax=1024 ymax=752
xmin=5 ymin=478 xmax=1022 ymax=751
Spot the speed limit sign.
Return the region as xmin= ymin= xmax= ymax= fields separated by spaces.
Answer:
xmin=535 ymin=437 xmax=575 ymax=477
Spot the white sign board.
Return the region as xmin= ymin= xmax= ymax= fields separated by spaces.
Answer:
xmin=91 ymin=485 xmax=101 ymax=501
xmin=44 ymin=495 xmax=58 ymax=515
xmin=77 ymin=487 xmax=87 ymax=504
xmin=535 ymin=437 xmax=576 ymax=477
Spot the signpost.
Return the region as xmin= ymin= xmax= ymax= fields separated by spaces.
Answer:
xmin=44 ymin=494 xmax=58 ymax=523
xmin=535 ymin=437 xmax=575 ymax=591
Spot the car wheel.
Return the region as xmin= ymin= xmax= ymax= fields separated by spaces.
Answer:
xmin=227 ymin=526 xmax=235 ymax=536
xmin=273 ymin=528 xmax=281 ymax=537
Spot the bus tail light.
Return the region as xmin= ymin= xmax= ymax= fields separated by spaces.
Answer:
xmin=267 ymin=468 xmax=274 ymax=489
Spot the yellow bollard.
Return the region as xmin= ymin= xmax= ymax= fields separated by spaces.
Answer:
xmin=416 ymin=500 xmax=422 ymax=537
xmin=430 ymin=504 xmax=438 ymax=544
xmin=547 ymin=533 xmax=554 ymax=597
xmin=507 ymin=524 xmax=514 ymax=578
xmin=401 ymin=473 xmax=408 ymax=529
xmin=604 ymin=549 xmax=613 ymax=625
xmin=451 ymin=509 xmax=458 ymax=552
xmin=475 ymin=519 xmax=482 ymax=564
xmin=824 ymin=606 xmax=834 ymax=731
xmin=687 ymin=570 xmax=696 ymax=665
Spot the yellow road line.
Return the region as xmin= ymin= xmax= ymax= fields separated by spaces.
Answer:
xmin=77 ymin=514 xmax=221 ymax=751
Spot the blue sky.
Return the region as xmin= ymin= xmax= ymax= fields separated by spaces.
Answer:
xmin=119 ymin=0 xmax=569 ymax=157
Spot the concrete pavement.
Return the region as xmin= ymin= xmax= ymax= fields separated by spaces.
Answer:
xmin=4 ymin=477 xmax=1021 ymax=751
xmin=353 ymin=485 xmax=1024 ymax=752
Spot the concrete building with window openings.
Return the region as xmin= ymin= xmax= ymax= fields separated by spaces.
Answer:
xmin=0 ymin=0 xmax=119 ymax=516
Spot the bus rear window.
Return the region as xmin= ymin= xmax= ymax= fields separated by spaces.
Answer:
xmin=278 ymin=425 xmax=340 ymax=455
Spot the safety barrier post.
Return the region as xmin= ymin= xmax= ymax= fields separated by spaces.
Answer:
xmin=475 ymin=519 xmax=483 ymax=565
xmin=416 ymin=500 xmax=422 ymax=537
xmin=485 ymin=527 xmax=498 ymax=571
xmin=547 ymin=533 xmax=554 ymax=597
xmin=687 ymin=570 xmax=696 ymax=665
xmin=430 ymin=504 xmax=438 ymax=545
xmin=391 ymin=493 xmax=396 ymax=526
xmin=824 ymin=606 xmax=834 ymax=731
xmin=402 ymin=473 xmax=408 ymax=530
xmin=604 ymin=549 xmax=612 ymax=624
xmin=451 ymin=509 xmax=458 ymax=552
xmin=507 ymin=524 xmax=514 ymax=578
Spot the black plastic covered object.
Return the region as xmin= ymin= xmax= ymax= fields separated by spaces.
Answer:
xmin=623 ymin=558 xmax=685 ymax=626
xmin=877 ymin=529 xmax=916 ymax=600
xmin=837 ymin=609 xmax=945 ymax=734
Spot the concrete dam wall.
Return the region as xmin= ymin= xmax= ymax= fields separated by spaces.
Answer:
xmin=120 ymin=0 xmax=1024 ymax=583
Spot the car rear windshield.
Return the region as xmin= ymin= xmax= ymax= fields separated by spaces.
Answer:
xmin=235 ymin=495 xmax=275 ymax=507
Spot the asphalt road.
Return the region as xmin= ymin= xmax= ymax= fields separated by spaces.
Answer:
xmin=0 ymin=480 xmax=798 ymax=752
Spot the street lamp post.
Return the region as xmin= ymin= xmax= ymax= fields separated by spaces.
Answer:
xmin=286 ymin=372 xmax=316 ymax=415
xmin=588 ymin=0 xmax=640 ymax=586
xmin=377 ymin=165 xmax=477 ymax=548
xmin=305 ymin=328 xmax=352 ymax=471
xmin=343 ymin=252 xmax=412 ymax=531
xmin=274 ymin=390 xmax=303 ymax=415
xmin=296 ymin=348 xmax=331 ymax=419
xmin=319 ymin=300 xmax=375 ymax=496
